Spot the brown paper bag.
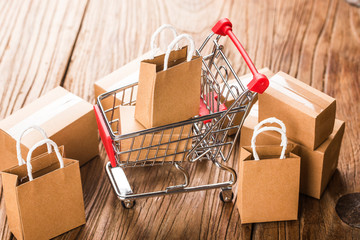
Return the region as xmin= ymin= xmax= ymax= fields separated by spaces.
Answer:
xmin=237 ymin=120 xmax=301 ymax=224
xmin=240 ymin=112 xmax=345 ymax=198
xmin=135 ymin=34 xmax=202 ymax=128
xmin=94 ymin=24 xmax=179 ymax=110
xmin=1 ymin=139 xmax=85 ymax=240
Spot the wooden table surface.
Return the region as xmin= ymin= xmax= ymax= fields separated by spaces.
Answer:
xmin=1 ymin=0 xmax=359 ymax=239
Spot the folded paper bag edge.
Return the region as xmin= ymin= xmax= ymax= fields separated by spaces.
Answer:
xmin=1 ymin=143 xmax=85 ymax=240
xmin=1 ymin=172 xmax=23 ymax=240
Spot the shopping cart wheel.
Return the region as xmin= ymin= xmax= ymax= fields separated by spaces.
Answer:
xmin=219 ymin=189 xmax=234 ymax=203
xmin=121 ymin=200 xmax=136 ymax=209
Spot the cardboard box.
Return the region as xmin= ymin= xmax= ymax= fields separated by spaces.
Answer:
xmin=1 ymin=141 xmax=85 ymax=240
xmin=0 ymin=87 xmax=99 ymax=170
xmin=118 ymin=106 xmax=192 ymax=162
xmin=258 ymin=72 xmax=336 ymax=150
xmin=135 ymin=47 xmax=202 ymax=128
xmin=94 ymin=50 xmax=154 ymax=110
xmin=239 ymin=113 xmax=345 ymax=199
xmin=239 ymin=103 xmax=259 ymax=147
xmin=237 ymin=145 xmax=301 ymax=223
xmin=220 ymin=68 xmax=273 ymax=135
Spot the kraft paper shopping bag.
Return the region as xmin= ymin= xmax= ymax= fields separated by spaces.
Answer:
xmin=135 ymin=34 xmax=202 ymax=128
xmin=239 ymin=109 xmax=345 ymax=199
xmin=1 ymin=139 xmax=85 ymax=240
xmin=94 ymin=24 xmax=179 ymax=110
xmin=237 ymin=118 xmax=301 ymax=224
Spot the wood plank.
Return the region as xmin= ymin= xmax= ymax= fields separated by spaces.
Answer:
xmin=0 ymin=0 xmax=88 ymax=240
xmin=61 ymin=0 xmax=360 ymax=239
xmin=0 ymin=0 xmax=88 ymax=118
xmin=0 ymin=0 xmax=359 ymax=239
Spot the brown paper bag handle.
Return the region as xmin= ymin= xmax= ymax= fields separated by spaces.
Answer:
xmin=150 ymin=24 xmax=179 ymax=59
xmin=163 ymin=34 xmax=195 ymax=71
xmin=26 ymin=139 xmax=64 ymax=181
xmin=251 ymin=126 xmax=288 ymax=161
xmin=16 ymin=125 xmax=52 ymax=166
xmin=253 ymin=117 xmax=286 ymax=134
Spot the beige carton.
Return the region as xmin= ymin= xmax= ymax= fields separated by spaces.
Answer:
xmin=239 ymin=103 xmax=259 ymax=147
xmin=259 ymin=72 xmax=336 ymax=149
xmin=0 ymin=87 xmax=99 ymax=170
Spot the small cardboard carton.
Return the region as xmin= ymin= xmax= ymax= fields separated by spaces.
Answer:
xmin=239 ymin=103 xmax=259 ymax=147
xmin=118 ymin=106 xmax=192 ymax=162
xmin=237 ymin=144 xmax=301 ymax=224
xmin=219 ymin=68 xmax=273 ymax=135
xmin=94 ymin=50 xmax=154 ymax=110
xmin=258 ymin=72 xmax=336 ymax=150
xmin=1 ymin=140 xmax=85 ymax=240
xmin=0 ymin=87 xmax=99 ymax=170
xmin=239 ymin=112 xmax=345 ymax=199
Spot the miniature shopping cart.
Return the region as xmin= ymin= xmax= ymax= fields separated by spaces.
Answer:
xmin=94 ymin=18 xmax=269 ymax=208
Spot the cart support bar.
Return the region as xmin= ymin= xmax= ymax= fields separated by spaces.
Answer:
xmin=212 ymin=18 xmax=269 ymax=94
xmin=94 ymin=105 xmax=117 ymax=167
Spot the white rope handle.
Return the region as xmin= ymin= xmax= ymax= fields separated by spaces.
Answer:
xmin=253 ymin=117 xmax=286 ymax=135
xmin=163 ymin=34 xmax=195 ymax=71
xmin=26 ymin=139 xmax=64 ymax=181
xmin=251 ymin=126 xmax=288 ymax=161
xmin=150 ymin=24 xmax=179 ymax=59
xmin=16 ymin=125 xmax=51 ymax=166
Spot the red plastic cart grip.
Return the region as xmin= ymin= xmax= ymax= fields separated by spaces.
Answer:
xmin=94 ymin=105 xmax=117 ymax=167
xmin=199 ymin=93 xmax=227 ymax=124
xmin=212 ymin=18 xmax=269 ymax=94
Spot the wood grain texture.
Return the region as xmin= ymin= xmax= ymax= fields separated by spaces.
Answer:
xmin=1 ymin=0 xmax=360 ymax=239
xmin=0 ymin=1 xmax=88 ymax=239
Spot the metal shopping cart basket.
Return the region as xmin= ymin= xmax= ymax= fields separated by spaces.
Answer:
xmin=94 ymin=18 xmax=269 ymax=208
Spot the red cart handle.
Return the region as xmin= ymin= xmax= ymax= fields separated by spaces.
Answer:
xmin=212 ymin=18 xmax=269 ymax=94
xmin=94 ymin=105 xmax=117 ymax=167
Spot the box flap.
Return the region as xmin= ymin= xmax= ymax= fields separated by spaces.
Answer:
xmin=0 ymin=87 xmax=93 ymax=148
xmin=1 ymin=172 xmax=23 ymax=240
xmin=266 ymin=72 xmax=335 ymax=117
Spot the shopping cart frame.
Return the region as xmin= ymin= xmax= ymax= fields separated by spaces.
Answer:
xmin=94 ymin=18 xmax=269 ymax=208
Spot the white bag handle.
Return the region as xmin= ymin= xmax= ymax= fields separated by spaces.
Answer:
xmin=26 ymin=139 xmax=64 ymax=181
xmin=251 ymin=125 xmax=288 ymax=161
xmin=150 ymin=24 xmax=179 ymax=59
xmin=16 ymin=125 xmax=52 ymax=166
xmin=163 ymin=34 xmax=195 ymax=71
xmin=253 ymin=117 xmax=286 ymax=135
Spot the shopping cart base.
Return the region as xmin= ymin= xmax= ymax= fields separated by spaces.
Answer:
xmin=105 ymin=162 xmax=133 ymax=198
xmin=105 ymin=162 xmax=235 ymax=206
